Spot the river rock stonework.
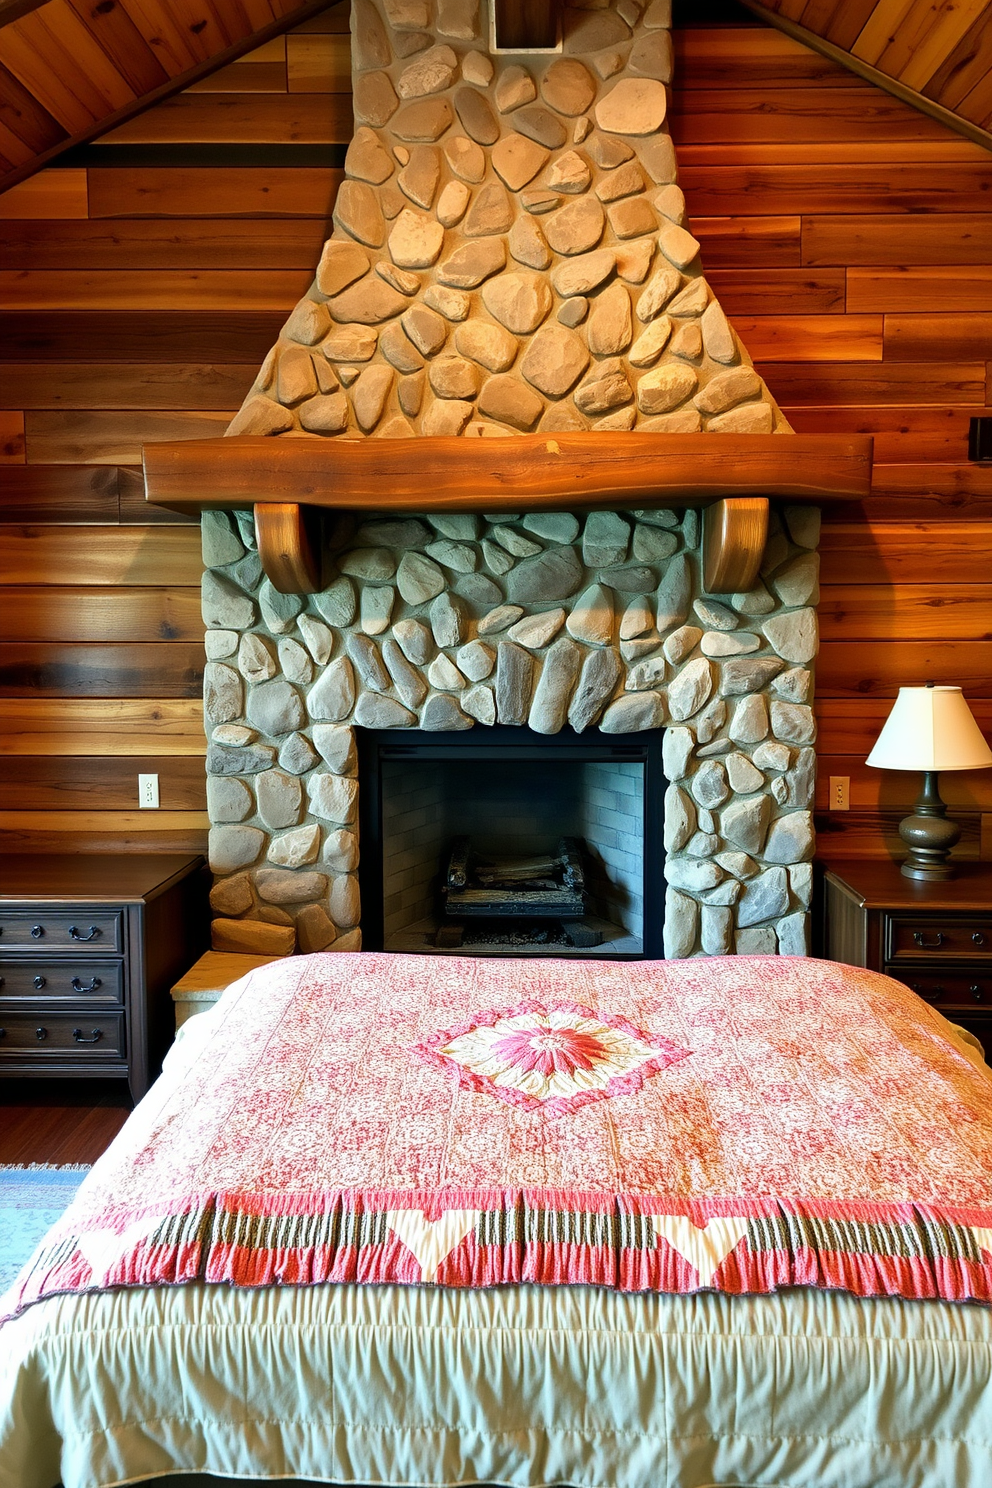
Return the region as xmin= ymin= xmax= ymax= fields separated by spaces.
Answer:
xmin=205 ymin=0 xmax=815 ymax=959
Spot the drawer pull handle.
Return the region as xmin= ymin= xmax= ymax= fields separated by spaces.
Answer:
xmin=35 ymin=1027 xmax=47 ymax=1041
xmin=912 ymin=983 xmax=943 ymax=1001
xmin=33 ymin=975 xmax=46 ymax=990
xmin=72 ymin=1028 xmax=102 ymax=1044
xmin=913 ymin=931 xmax=944 ymax=949
xmin=972 ymin=932 xmax=986 ymax=947
xmin=31 ymin=925 xmax=44 ymax=939
xmin=70 ymin=977 xmax=101 ymax=994
xmin=69 ymin=925 xmax=100 ymax=943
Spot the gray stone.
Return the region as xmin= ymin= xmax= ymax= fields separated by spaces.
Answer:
xmin=278 ymin=637 xmax=314 ymax=685
xmin=701 ymin=880 xmax=741 ymax=908
xmin=696 ymin=740 xmax=732 ymax=758
xmin=209 ymin=825 xmax=265 ymax=873
xmin=771 ymin=667 xmax=811 ymax=703
xmin=783 ymin=505 xmax=821 ymax=550
xmin=632 ymin=526 xmax=678 ymax=565
xmin=259 ymin=580 xmax=305 ymax=634
xmin=770 ymin=702 xmax=815 ymax=745
xmin=771 ymin=777 xmax=789 ymax=807
xmin=421 ymin=693 xmax=473 ymax=730
xmin=496 ymin=641 xmax=535 ymax=725
xmin=323 ymin=829 xmax=360 ymax=872
xmin=701 ymin=632 xmax=759 ymax=658
xmin=247 ymin=679 xmax=304 ymax=737
xmin=620 ymin=598 xmax=654 ymax=641
xmin=764 ymin=811 xmax=814 ymax=865
xmin=719 ymin=658 xmax=784 ymax=697
xmin=310 ymin=724 xmax=356 ymax=776
xmin=397 ymin=551 xmax=446 ymax=604
xmin=428 ymin=654 xmax=465 ymax=690
xmin=601 ymin=691 xmax=665 ymax=733
xmin=204 ymin=662 xmax=243 ymax=725
xmin=359 ymin=586 xmax=395 ymax=636
xmin=354 ymin=694 xmax=417 ymax=729
xmin=307 ymin=657 xmax=356 ymax=723
xmin=662 ymin=727 xmax=693 ymax=781
xmin=393 ymin=618 xmax=434 ymax=664
xmin=206 ymin=743 xmax=275 ymax=776
xmin=209 ymin=873 xmax=253 ymax=916
xmin=665 ymin=858 xmax=723 ymax=892
xmin=700 ymin=905 xmax=733 ymax=955
xmin=328 ymin=873 xmax=361 ymax=929
xmin=763 ymin=608 xmax=818 ymax=666
xmin=228 ymin=553 xmax=263 ymax=593
xmin=425 ymin=538 xmax=477 ymax=572
xmin=477 ymin=604 xmax=523 ymax=636
xmin=726 ymin=752 xmax=764 ymax=794
xmin=663 ymin=625 xmax=702 ymax=666
xmin=620 ymin=639 xmax=660 ymax=662
xmin=694 ymin=598 xmax=737 ymax=632
xmin=456 ymin=640 xmax=495 ymax=681
xmin=732 ymin=583 xmax=776 ymax=617
xmin=783 ymin=746 xmax=816 ymax=809
xmin=789 ymin=863 xmax=813 ymax=910
xmin=522 ymin=513 xmax=580 ymax=544
xmin=308 ymin=772 xmax=359 ymax=823
xmin=664 ymin=888 xmax=698 ymax=959
xmin=601 ymin=565 xmax=656 ymax=594
xmin=691 ymin=760 xmax=729 ymax=809
xmin=382 ymin=638 xmax=429 ymax=708
xmin=655 ymin=554 xmax=691 ymax=632
xmin=564 ymin=584 xmax=611 ymax=646
xmin=626 ymin=656 xmax=666 ymax=691
xmin=426 ymin=592 xmax=464 ymax=649
xmin=204 ymin=630 xmax=238 ymax=660
xmin=752 ymin=741 xmax=791 ymax=772
xmin=729 ymin=694 xmax=769 ymax=746
xmin=256 ymin=770 xmax=303 ymax=830
xmin=695 ymin=700 xmax=727 ymax=744
xmin=201 ymin=510 xmax=245 ymax=568
xmin=688 ymin=834 xmax=720 ymax=860
xmin=237 ymin=633 xmax=276 ymax=685
xmin=428 ymin=514 xmax=480 ymax=540
xmin=737 ymin=868 xmax=789 ymax=928
xmin=279 ymin=732 xmax=320 ymax=776
xmin=346 ymin=633 xmax=390 ymax=692
xmin=256 ymin=869 xmax=328 ymax=906
xmin=507 ymin=547 xmax=583 ymax=604
xmin=313 ymin=577 xmax=356 ymax=629
xmin=771 ymin=552 xmax=820 ymax=608
xmin=664 ymin=784 xmax=695 ymax=852
xmin=482 ymin=539 xmax=515 ymax=576
xmin=297 ymin=615 xmax=333 ymax=666
xmin=528 ymin=638 xmax=582 ymax=734
xmin=508 ymin=609 xmax=566 ymax=649
xmin=569 ymin=647 xmax=621 ymax=732
xmin=667 ymin=656 xmax=713 ymax=722
xmin=715 ymin=851 xmax=758 ymax=880
xmin=462 ymin=685 xmax=496 ymax=725
xmin=721 ymin=794 xmax=771 ymax=855
xmin=776 ymin=912 xmax=808 ymax=956
xmin=203 ymin=571 xmax=256 ymax=630
xmin=735 ymin=927 xmax=777 ymax=956
xmin=206 ymin=776 xmax=253 ymax=823
xmin=582 ymin=511 xmax=629 ymax=568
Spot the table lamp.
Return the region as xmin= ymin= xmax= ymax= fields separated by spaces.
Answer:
xmin=866 ymin=684 xmax=992 ymax=880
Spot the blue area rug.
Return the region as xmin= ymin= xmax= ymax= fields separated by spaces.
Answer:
xmin=0 ymin=1165 xmax=89 ymax=1291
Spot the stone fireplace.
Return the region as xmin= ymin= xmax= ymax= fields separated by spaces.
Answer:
xmin=182 ymin=0 xmax=843 ymax=963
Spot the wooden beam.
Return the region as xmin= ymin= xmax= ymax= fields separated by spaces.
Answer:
xmin=492 ymin=0 xmax=560 ymax=51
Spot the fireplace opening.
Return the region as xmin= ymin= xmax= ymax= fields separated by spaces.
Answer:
xmin=358 ymin=728 xmax=665 ymax=958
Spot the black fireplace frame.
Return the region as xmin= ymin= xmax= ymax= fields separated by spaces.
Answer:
xmin=357 ymin=725 xmax=666 ymax=958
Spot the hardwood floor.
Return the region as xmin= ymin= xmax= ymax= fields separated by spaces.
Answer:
xmin=0 ymin=1079 xmax=132 ymax=1165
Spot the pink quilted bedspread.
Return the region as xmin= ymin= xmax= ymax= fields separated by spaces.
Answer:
xmin=4 ymin=953 xmax=991 ymax=1320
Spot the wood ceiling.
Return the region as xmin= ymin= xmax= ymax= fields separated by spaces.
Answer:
xmin=0 ymin=0 xmax=334 ymax=192
xmin=745 ymin=0 xmax=992 ymax=149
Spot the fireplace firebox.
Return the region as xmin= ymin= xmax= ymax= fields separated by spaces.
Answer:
xmin=358 ymin=728 xmax=665 ymax=959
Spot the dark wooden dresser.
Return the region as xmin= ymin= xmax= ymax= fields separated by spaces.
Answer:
xmin=823 ymin=859 xmax=992 ymax=1061
xmin=0 ymin=855 xmax=208 ymax=1101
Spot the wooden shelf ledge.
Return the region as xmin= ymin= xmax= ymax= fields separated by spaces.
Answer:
xmin=143 ymin=431 xmax=872 ymax=596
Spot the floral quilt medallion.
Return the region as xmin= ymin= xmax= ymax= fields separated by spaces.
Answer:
xmin=413 ymin=999 xmax=692 ymax=1116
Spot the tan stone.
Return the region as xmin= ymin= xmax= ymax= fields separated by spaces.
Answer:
xmin=594 ymin=406 xmax=636 ymax=431
xmin=708 ymin=402 xmax=773 ymax=434
xmin=545 ymin=150 xmax=591 ymax=194
xmin=541 ymin=58 xmax=596 ymax=116
xmin=298 ymin=392 xmax=349 ymax=432
xmin=563 ymin=10 xmax=631 ymax=55
xmin=227 ymin=396 xmax=293 ymax=436
xmin=658 ymin=219 xmax=701 ymax=270
xmin=608 ymin=196 xmax=656 ymax=240
xmin=462 ymin=49 xmax=493 ymax=86
xmin=629 ymin=314 xmax=672 ymax=366
xmin=381 ymin=320 xmax=425 ymax=372
xmin=437 ymin=237 xmax=506 ymax=287
xmin=328 ymin=278 xmax=407 ymax=324
xmin=384 ymin=0 xmax=429 ymax=28
xmin=354 ymin=0 xmax=391 ymax=68
xmin=595 ymin=78 xmax=667 ymax=135
xmin=379 ymin=414 xmax=417 ymax=437
xmin=455 ymin=320 xmax=518 ymax=372
xmin=398 ymin=370 xmax=425 ymax=416
xmin=595 ymin=161 xmax=645 ymax=203
xmin=521 ymin=189 xmax=560 ymax=214
xmin=541 ymin=402 xmax=588 ymax=432
xmin=212 ymin=918 xmax=295 ymax=955
xmin=670 ymin=321 xmax=702 ymax=359
xmin=437 ymin=0 xmax=479 ymax=39
xmin=629 ymin=30 xmax=673 ymax=80
xmin=402 ymin=302 xmax=448 ymax=356
xmin=641 ymin=134 xmax=677 ymax=184
xmin=481 ymin=271 xmax=553 ymax=334
xmin=573 ymin=115 xmax=592 ymax=143
xmin=388 ymin=207 xmax=445 ymax=268
xmin=640 ymin=407 xmax=702 ymax=433
xmin=557 ymin=296 xmax=588 ymax=327
xmin=443 ymin=133 xmax=486 ymax=182
xmin=376 ymin=260 xmax=419 ymax=295
xmin=351 ymin=364 xmax=393 ymax=431
xmin=463 ymin=179 xmax=513 ymax=236
xmin=514 ymin=106 xmax=567 ymax=150
xmin=335 ymin=365 xmax=358 ymax=387
xmin=509 ymin=214 xmax=551 ymax=270
xmin=380 ymin=183 xmax=406 ymax=220
xmin=429 ymin=355 xmax=479 ymax=399
xmin=315 ymin=240 xmax=369 ymax=298
xmin=333 ymin=180 xmax=386 ymax=247
xmin=284 ymin=299 xmax=330 ymax=347
xmin=478 ymin=374 xmax=544 ymax=431
xmin=544 ymin=195 xmax=605 ymax=256
xmin=345 ymin=126 xmax=394 ymax=184
xmin=396 ymin=44 xmax=458 ymax=98
xmin=701 ymin=300 xmax=738 ymax=363
xmin=587 ymin=281 xmax=632 ymax=356
xmin=397 ymin=143 xmax=440 ymax=208
xmin=636 ymin=263 xmax=681 ymax=320
xmin=276 ymin=346 xmax=317 ymax=404
xmin=585 ymin=132 xmax=634 ymax=169
xmin=520 ymin=321 xmax=589 ymax=398
xmin=668 ymin=276 xmax=709 ymax=316
xmin=454 ymin=86 xmax=499 ymax=144
xmin=492 ymin=132 xmax=550 ymax=192
xmin=552 ymin=247 xmax=615 ymax=297
xmin=637 ymin=363 xmax=697 ymax=415
xmin=424 ymin=284 xmax=470 ymax=320
xmin=574 ymin=359 xmax=632 ymax=415
xmin=654 ymin=183 xmax=686 ymax=222
xmin=436 ymin=179 xmax=470 ymax=226
xmin=295 ymin=903 xmax=337 ymax=953
xmin=393 ymin=98 xmax=454 ymax=141
xmin=695 ymin=365 xmax=762 ymax=415
xmin=592 ymin=49 xmax=625 ymax=81
xmin=495 ymin=64 xmax=537 ymax=113
xmin=393 ymin=145 xmax=410 ymax=164
xmin=313 ymin=357 xmax=340 ymax=394
xmin=423 ymin=397 xmax=474 ymax=435
xmin=643 ymin=0 xmax=672 ymax=27
xmin=353 ymin=71 xmax=399 ymax=127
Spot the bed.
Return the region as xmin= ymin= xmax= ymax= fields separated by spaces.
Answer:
xmin=1 ymin=951 xmax=990 ymax=1488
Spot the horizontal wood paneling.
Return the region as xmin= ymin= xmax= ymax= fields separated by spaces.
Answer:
xmin=817 ymin=583 xmax=992 ymax=639
xmin=0 ymin=217 xmax=328 ymax=268
xmin=846 ymin=265 xmax=992 ymax=312
xmin=0 ymin=642 xmax=205 ymax=696
xmin=0 ymin=698 xmax=206 ymax=754
xmin=0 ymin=362 xmax=257 ymax=409
xmin=802 ymin=213 xmax=992 ymax=264
xmin=0 ymin=310 xmax=287 ymax=360
xmin=669 ymin=85 xmax=956 ymax=142
xmin=678 ymin=162 xmax=991 ymax=213
xmin=87 ymin=166 xmax=341 ymax=217
xmin=819 ymin=523 xmax=992 ymax=583
xmin=0 ymin=755 xmax=207 ymax=809
xmin=814 ymin=757 xmax=992 ymax=811
xmin=756 ymin=361 xmax=988 ymax=404
xmin=0 ymin=526 xmax=202 ymax=584
xmin=786 ymin=406 xmax=991 ymax=463
xmin=882 ymin=312 xmax=992 ymax=360
xmin=99 ymin=91 xmax=352 ymax=143
xmin=703 ymin=270 xmax=847 ymax=315
xmin=0 ymin=585 xmax=203 ymax=639
xmin=0 ymin=825 xmax=209 ymax=852
xmin=815 ymin=697 xmax=992 ymax=754
xmin=816 ymin=639 xmax=992 ymax=695
xmin=0 ymin=268 xmax=310 ymax=309
xmin=24 ymin=409 xmax=236 ymax=462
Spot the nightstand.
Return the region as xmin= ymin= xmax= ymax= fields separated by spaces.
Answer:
xmin=823 ymin=859 xmax=992 ymax=1060
xmin=0 ymin=856 xmax=209 ymax=1102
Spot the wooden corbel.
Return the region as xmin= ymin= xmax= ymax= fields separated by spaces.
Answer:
xmin=254 ymin=502 xmax=323 ymax=594
xmin=701 ymin=497 xmax=769 ymax=595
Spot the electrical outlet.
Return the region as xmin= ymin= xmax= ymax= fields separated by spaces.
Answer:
xmin=138 ymin=773 xmax=160 ymax=809
xmin=829 ymin=776 xmax=850 ymax=812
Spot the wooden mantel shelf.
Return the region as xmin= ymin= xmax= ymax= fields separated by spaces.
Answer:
xmin=143 ymin=431 xmax=872 ymax=596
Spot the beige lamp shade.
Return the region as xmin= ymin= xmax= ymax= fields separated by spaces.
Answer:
xmin=866 ymin=686 xmax=992 ymax=772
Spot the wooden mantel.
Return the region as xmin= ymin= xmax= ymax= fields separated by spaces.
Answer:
xmin=143 ymin=431 xmax=873 ymax=596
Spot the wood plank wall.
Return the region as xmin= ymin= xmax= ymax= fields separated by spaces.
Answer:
xmin=0 ymin=2 xmax=989 ymax=864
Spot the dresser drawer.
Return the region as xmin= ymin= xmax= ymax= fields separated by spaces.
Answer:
xmin=0 ymin=960 xmax=124 ymax=1003
xmin=885 ymin=915 xmax=992 ymax=960
xmin=893 ymin=968 xmax=992 ymax=1010
xmin=0 ymin=910 xmax=123 ymax=953
xmin=0 ymin=1012 xmax=125 ymax=1058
